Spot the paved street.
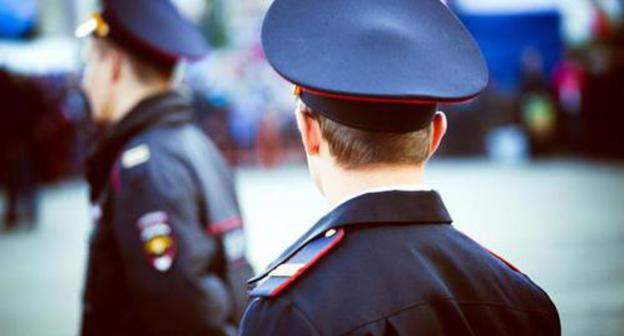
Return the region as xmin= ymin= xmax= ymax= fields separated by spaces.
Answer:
xmin=1 ymin=159 xmax=623 ymax=335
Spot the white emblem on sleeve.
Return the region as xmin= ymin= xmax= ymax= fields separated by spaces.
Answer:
xmin=122 ymin=144 xmax=151 ymax=168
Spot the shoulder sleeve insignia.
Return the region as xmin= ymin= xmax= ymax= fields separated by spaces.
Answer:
xmin=250 ymin=228 xmax=345 ymax=298
xmin=122 ymin=144 xmax=151 ymax=169
xmin=138 ymin=211 xmax=176 ymax=272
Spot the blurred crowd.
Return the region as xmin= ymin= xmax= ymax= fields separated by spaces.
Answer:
xmin=0 ymin=69 xmax=89 ymax=227
xmin=1 ymin=0 xmax=624 ymax=229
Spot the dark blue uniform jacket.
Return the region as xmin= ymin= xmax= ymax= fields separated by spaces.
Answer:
xmin=240 ymin=190 xmax=560 ymax=335
xmin=81 ymin=91 xmax=253 ymax=336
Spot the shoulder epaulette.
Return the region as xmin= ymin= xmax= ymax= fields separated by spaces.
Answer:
xmin=121 ymin=144 xmax=151 ymax=169
xmin=250 ymin=228 xmax=345 ymax=298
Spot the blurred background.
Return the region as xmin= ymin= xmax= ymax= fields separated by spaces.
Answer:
xmin=0 ymin=0 xmax=623 ymax=335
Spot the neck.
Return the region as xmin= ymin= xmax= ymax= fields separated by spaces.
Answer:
xmin=111 ymin=81 xmax=171 ymax=123
xmin=321 ymin=163 xmax=426 ymax=208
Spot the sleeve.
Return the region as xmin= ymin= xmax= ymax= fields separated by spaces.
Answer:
xmin=239 ymin=298 xmax=320 ymax=336
xmin=109 ymin=151 xmax=235 ymax=335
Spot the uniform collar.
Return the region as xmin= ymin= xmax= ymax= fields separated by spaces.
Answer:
xmin=102 ymin=90 xmax=193 ymax=147
xmin=322 ymin=190 xmax=452 ymax=228
xmin=249 ymin=190 xmax=452 ymax=284
xmin=329 ymin=184 xmax=432 ymax=214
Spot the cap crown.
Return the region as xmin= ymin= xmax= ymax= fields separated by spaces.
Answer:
xmin=262 ymin=0 xmax=488 ymax=102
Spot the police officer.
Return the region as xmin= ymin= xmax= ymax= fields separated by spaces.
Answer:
xmin=75 ymin=1 xmax=253 ymax=334
xmin=239 ymin=0 xmax=560 ymax=335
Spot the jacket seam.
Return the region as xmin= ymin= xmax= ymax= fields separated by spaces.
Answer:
xmin=342 ymin=297 xmax=558 ymax=335
xmin=289 ymin=299 xmax=323 ymax=336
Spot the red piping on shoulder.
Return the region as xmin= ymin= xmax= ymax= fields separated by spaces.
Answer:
xmin=207 ymin=216 xmax=243 ymax=235
xmin=110 ymin=161 xmax=122 ymax=193
xmin=482 ymin=246 xmax=521 ymax=273
xmin=270 ymin=229 xmax=346 ymax=297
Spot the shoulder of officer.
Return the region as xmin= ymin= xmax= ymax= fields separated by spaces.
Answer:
xmin=241 ymin=228 xmax=348 ymax=335
xmin=119 ymin=130 xmax=172 ymax=170
xmin=112 ymin=131 xmax=194 ymax=195
xmin=240 ymin=296 xmax=320 ymax=336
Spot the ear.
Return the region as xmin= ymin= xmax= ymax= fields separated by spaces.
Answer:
xmin=110 ymin=48 xmax=124 ymax=83
xmin=295 ymin=106 xmax=323 ymax=156
xmin=429 ymin=111 xmax=447 ymax=156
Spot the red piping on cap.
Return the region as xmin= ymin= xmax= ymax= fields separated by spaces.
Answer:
xmin=299 ymin=86 xmax=476 ymax=105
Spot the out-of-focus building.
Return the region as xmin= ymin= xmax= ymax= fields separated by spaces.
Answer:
xmin=442 ymin=0 xmax=624 ymax=160
xmin=1 ymin=0 xmax=623 ymax=175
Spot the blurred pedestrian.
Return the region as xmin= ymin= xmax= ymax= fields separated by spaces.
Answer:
xmin=553 ymin=52 xmax=585 ymax=152
xmin=0 ymin=70 xmax=41 ymax=230
xmin=75 ymin=0 xmax=253 ymax=335
xmin=518 ymin=48 xmax=558 ymax=156
xmin=256 ymin=108 xmax=283 ymax=167
xmin=240 ymin=0 xmax=560 ymax=335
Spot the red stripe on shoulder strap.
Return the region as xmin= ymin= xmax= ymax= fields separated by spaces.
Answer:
xmin=270 ymin=229 xmax=345 ymax=297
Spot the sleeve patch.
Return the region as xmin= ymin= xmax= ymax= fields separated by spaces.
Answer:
xmin=138 ymin=211 xmax=176 ymax=272
xmin=250 ymin=228 xmax=345 ymax=298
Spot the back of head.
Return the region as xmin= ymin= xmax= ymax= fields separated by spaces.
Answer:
xmin=262 ymin=0 xmax=488 ymax=168
xmin=76 ymin=0 xmax=209 ymax=86
xmin=301 ymin=104 xmax=433 ymax=170
xmin=262 ymin=0 xmax=487 ymax=201
xmin=76 ymin=0 xmax=208 ymax=122
xmin=92 ymin=37 xmax=175 ymax=85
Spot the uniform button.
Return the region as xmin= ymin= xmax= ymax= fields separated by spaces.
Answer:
xmin=325 ymin=229 xmax=337 ymax=238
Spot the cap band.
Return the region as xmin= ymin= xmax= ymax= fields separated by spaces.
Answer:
xmin=300 ymin=91 xmax=437 ymax=133
xmin=299 ymin=86 xmax=442 ymax=105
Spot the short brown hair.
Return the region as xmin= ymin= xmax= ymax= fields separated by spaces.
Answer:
xmin=94 ymin=38 xmax=175 ymax=83
xmin=301 ymin=102 xmax=433 ymax=169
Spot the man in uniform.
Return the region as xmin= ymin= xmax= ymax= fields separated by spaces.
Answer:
xmin=75 ymin=1 xmax=253 ymax=334
xmin=239 ymin=0 xmax=560 ymax=335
